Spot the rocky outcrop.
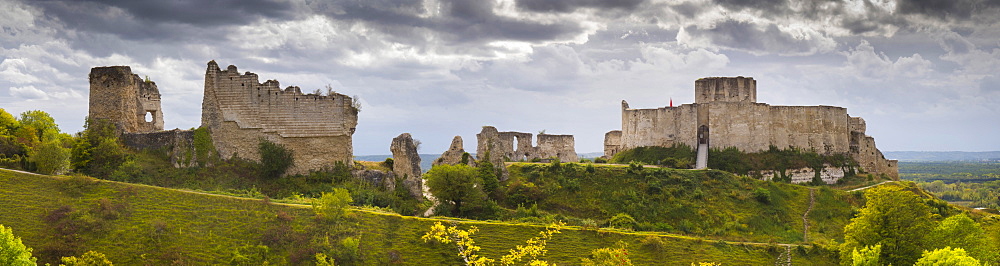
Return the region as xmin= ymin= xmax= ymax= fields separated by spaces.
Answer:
xmin=391 ymin=133 xmax=423 ymax=199
xmin=434 ymin=136 xmax=472 ymax=166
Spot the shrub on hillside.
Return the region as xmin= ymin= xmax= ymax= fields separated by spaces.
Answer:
xmin=608 ymin=213 xmax=637 ymax=230
xmin=313 ymin=188 xmax=353 ymax=220
xmin=259 ymin=139 xmax=294 ymax=179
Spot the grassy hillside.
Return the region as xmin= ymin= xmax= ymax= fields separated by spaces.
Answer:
xmin=501 ymin=162 xmax=863 ymax=244
xmin=0 ymin=169 xmax=841 ymax=265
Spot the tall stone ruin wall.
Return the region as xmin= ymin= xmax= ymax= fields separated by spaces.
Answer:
xmin=603 ymin=130 xmax=622 ymax=158
xmin=89 ymin=66 xmax=164 ymax=133
xmin=201 ymin=61 xmax=358 ymax=175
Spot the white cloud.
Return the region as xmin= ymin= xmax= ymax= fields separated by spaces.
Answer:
xmin=843 ymin=40 xmax=933 ymax=79
xmin=9 ymin=85 xmax=48 ymax=100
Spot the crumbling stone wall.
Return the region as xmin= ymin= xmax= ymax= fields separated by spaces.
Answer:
xmin=391 ymin=133 xmax=423 ymax=198
xmin=201 ymin=61 xmax=358 ymax=175
xmin=609 ymin=76 xmax=898 ymax=179
xmin=603 ymin=130 xmax=622 ymax=159
xmin=121 ymin=129 xmax=196 ymax=168
xmin=536 ymin=134 xmax=578 ymax=162
xmin=89 ymin=66 xmax=163 ymax=133
xmin=434 ymin=136 xmax=472 ymax=166
xmin=476 ymin=126 xmax=578 ymax=163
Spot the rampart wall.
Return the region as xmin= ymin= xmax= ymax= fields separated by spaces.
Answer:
xmin=201 ymin=61 xmax=358 ymax=175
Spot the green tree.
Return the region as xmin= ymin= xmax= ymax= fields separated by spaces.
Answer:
xmin=928 ymin=213 xmax=992 ymax=262
xmin=31 ymin=139 xmax=71 ymax=174
xmin=850 ymin=245 xmax=881 ymax=266
xmin=0 ymin=224 xmax=37 ymax=266
xmin=17 ymin=110 xmax=59 ymax=142
xmin=312 ymin=188 xmax=353 ymax=220
xmin=0 ymin=108 xmax=18 ymax=136
xmin=840 ymin=185 xmax=934 ymax=266
xmin=424 ymin=164 xmax=485 ymax=216
xmin=914 ymin=247 xmax=981 ymax=266
xmin=60 ymin=250 xmax=113 ymax=266
xmin=258 ymin=139 xmax=293 ymax=179
xmin=476 ymin=160 xmax=499 ymax=197
xmin=71 ymin=118 xmax=128 ymax=178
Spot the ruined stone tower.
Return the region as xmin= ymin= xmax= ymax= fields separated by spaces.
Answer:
xmin=88 ymin=66 xmax=163 ymax=133
xmin=201 ymin=61 xmax=359 ymax=175
xmin=606 ymin=76 xmax=898 ymax=179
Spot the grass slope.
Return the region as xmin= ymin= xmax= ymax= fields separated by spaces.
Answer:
xmin=503 ymin=163 xmax=863 ymax=244
xmin=0 ymin=169 xmax=840 ymax=265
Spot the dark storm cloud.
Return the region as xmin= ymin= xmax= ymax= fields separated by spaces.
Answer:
xmin=24 ymin=0 xmax=296 ymax=41
xmin=682 ymin=19 xmax=833 ymax=55
xmin=515 ymin=0 xmax=646 ymax=13
xmin=316 ymin=0 xmax=585 ymax=45
xmin=670 ymin=2 xmax=706 ymax=18
xmin=895 ymin=0 xmax=1000 ymax=20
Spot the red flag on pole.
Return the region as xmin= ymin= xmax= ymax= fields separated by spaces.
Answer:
xmin=670 ymin=98 xmax=673 ymax=107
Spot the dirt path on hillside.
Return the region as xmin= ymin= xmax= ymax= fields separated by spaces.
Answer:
xmin=848 ymin=181 xmax=894 ymax=192
xmin=803 ymin=188 xmax=815 ymax=242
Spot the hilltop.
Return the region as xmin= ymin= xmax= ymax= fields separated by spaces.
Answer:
xmin=0 ymin=168 xmax=840 ymax=265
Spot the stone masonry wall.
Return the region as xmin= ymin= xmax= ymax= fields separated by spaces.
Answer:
xmin=201 ymin=61 xmax=358 ymax=175
xmin=476 ymin=126 xmax=578 ymax=163
xmin=603 ymin=130 xmax=622 ymax=159
xmin=612 ymin=76 xmax=897 ymax=178
xmin=695 ymin=76 xmax=756 ymax=104
xmin=89 ymin=66 xmax=163 ymax=133
xmin=121 ymin=129 xmax=196 ymax=168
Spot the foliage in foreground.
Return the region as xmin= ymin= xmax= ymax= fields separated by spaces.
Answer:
xmin=841 ymin=183 xmax=998 ymax=265
xmin=423 ymin=221 xmax=565 ymax=266
xmin=1 ymin=224 xmax=38 ymax=266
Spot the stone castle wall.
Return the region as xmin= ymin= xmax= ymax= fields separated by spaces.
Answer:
xmin=695 ymin=76 xmax=756 ymax=104
xmin=89 ymin=66 xmax=163 ymax=133
xmin=201 ymin=61 xmax=358 ymax=175
xmin=610 ymin=77 xmax=898 ymax=179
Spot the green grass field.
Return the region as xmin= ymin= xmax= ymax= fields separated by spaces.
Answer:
xmin=0 ymin=169 xmax=840 ymax=265
xmin=501 ymin=163 xmax=863 ymax=244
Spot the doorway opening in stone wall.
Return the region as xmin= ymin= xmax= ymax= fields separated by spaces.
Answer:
xmin=698 ymin=125 xmax=709 ymax=145
xmin=145 ymin=111 xmax=153 ymax=123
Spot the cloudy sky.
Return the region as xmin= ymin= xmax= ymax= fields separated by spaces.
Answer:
xmin=2 ymin=0 xmax=999 ymax=155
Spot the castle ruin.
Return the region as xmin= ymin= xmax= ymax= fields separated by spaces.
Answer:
xmin=88 ymin=61 xmax=359 ymax=175
xmin=201 ymin=61 xmax=358 ymax=175
xmin=604 ymin=77 xmax=898 ymax=179
xmin=476 ymin=126 xmax=579 ymax=164
xmin=89 ymin=66 xmax=164 ymax=133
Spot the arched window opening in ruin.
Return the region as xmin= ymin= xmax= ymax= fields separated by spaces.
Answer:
xmin=145 ymin=111 xmax=153 ymax=123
